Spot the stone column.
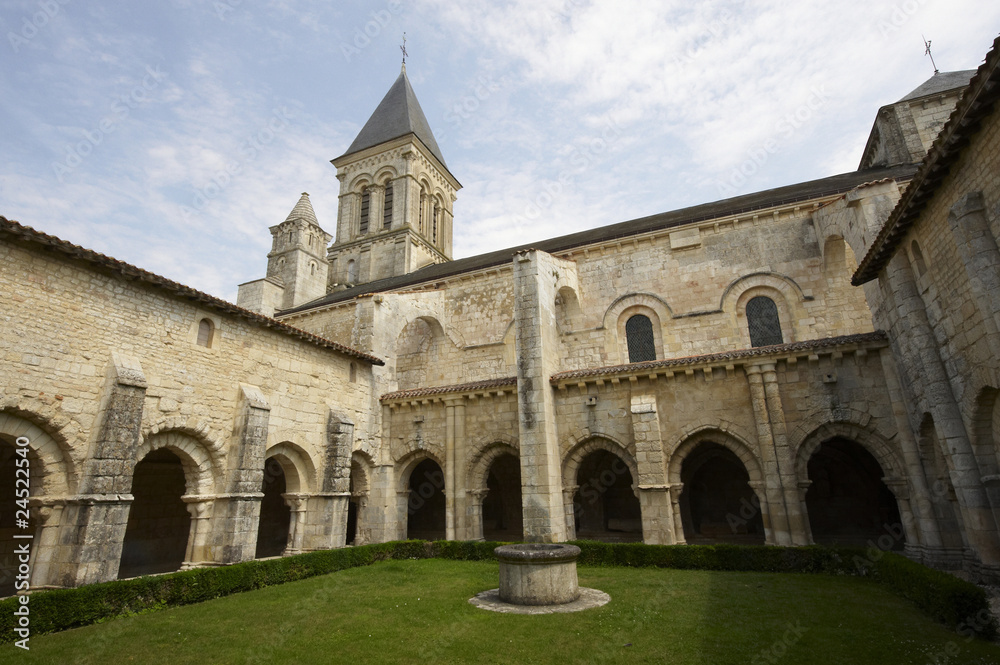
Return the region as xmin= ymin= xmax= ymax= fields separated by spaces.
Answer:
xmin=883 ymin=477 xmax=918 ymax=548
xmin=63 ymin=353 xmax=147 ymax=586
xmin=795 ymin=480 xmax=814 ymax=545
xmin=562 ymin=486 xmax=579 ymax=541
xmin=513 ymin=250 xmax=574 ymax=542
xmin=879 ymin=349 xmax=943 ymax=551
xmin=468 ymin=489 xmax=487 ymax=541
xmin=182 ymin=497 xmax=215 ymax=568
xmin=748 ymin=480 xmax=772 ymax=543
xmin=668 ymin=483 xmax=686 ymax=544
xmin=282 ymin=493 xmax=308 ymax=555
xmin=744 ymin=365 xmax=792 ymax=546
xmin=760 ymin=363 xmax=810 ymax=546
xmin=445 ymin=401 xmax=457 ymax=541
xmin=211 ymin=385 xmax=269 ymax=565
xmin=947 ymin=192 xmax=1000 ymax=354
xmin=880 ymin=252 xmax=1000 ymax=565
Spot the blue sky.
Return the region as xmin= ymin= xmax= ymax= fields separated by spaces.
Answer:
xmin=1 ymin=1 xmax=998 ymax=302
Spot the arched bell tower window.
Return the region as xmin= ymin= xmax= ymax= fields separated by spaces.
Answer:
xmin=359 ymin=188 xmax=370 ymax=235
xmin=746 ymin=296 xmax=783 ymax=347
xmin=382 ymin=182 xmax=394 ymax=229
xmin=347 ymin=259 xmax=358 ymax=284
xmin=419 ymin=188 xmax=427 ymax=234
xmin=432 ymin=202 xmax=440 ymax=243
xmin=625 ymin=314 xmax=656 ymax=362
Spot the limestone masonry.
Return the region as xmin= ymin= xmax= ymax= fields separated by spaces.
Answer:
xmin=2 ymin=38 xmax=1000 ymax=593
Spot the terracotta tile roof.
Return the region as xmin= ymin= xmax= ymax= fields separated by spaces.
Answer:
xmin=854 ymin=35 xmax=1000 ymax=285
xmin=550 ymin=332 xmax=888 ymax=382
xmin=382 ymin=376 xmax=517 ymax=401
xmin=0 ymin=216 xmax=383 ymax=365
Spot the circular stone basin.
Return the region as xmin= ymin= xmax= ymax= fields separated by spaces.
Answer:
xmin=495 ymin=543 xmax=581 ymax=606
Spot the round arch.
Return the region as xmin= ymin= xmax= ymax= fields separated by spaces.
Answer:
xmin=263 ymin=441 xmax=318 ymax=494
xmin=562 ymin=435 xmax=639 ymax=491
xmin=794 ymin=421 xmax=904 ymax=486
xmin=0 ymin=409 xmax=75 ymax=495
xmin=135 ymin=430 xmax=220 ymax=496
xmin=667 ymin=428 xmax=764 ymax=486
xmin=468 ymin=438 xmax=519 ymax=491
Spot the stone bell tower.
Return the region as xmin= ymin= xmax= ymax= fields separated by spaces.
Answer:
xmin=327 ymin=65 xmax=461 ymax=289
xmin=236 ymin=192 xmax=331 ymax=315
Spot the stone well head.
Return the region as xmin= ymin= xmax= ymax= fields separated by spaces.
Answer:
xmin=494 ymin=543 xmax=581 ymax=606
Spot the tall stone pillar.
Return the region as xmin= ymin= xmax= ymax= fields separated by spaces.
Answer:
xmin=61 ymin=353 xmax=147 ymax=586
xmin=444 ymin=400 xmax=468 ymax=540
xmin=630 ymin=393 xmax=674 ymax=544
xmin=760 ymin=363 xmax=810 ymax=546
xmin=513 ymin=250 xmax=572 ymax=542
xmin=210 ymin=384 xmax=269 ymax=564
xmin=880 ymin=252 xmax=1000 ymax=566
xmin=878 ymin=349 xmax=943 ymax=555
xmin=948 ymin=192 xmax=1000 ymax=352
xmin=744 ymin=365 xmax=792 ymax=546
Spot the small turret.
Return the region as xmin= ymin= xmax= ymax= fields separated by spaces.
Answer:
xmin=237 ymin=193 xmax=332 ymax=316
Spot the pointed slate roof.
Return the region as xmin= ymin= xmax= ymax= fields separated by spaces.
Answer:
xmin=284 ymin=192 xmax=319 ymax=226
xmin=339 ymin=66 xmax=448 ymax=168
xmin=898 ymin=69 xmax=976 ymax=102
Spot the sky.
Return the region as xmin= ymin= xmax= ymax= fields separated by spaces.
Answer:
xmin=1 ymin=1 xmax=998 ymax=303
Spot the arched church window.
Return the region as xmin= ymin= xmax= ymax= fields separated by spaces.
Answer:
xmin=197 ymin=318 xmax=214 ymax=348
xmin=347 ymin=259 xmax=358 ymax=284
xmin=383 ymin=182 xmax=394 ymax=229
xmin=910 ymin=239 xmax=927 ymax=277
xmin=359 ymin=188 xmax=370 ymax=235
xmin=625 ymin=314 xmax=656 ymax=362
xmin=419 ymin=189 xmax=427 ymax=234
xmin=746 ymin=296 xmax=783 ymax=347
xmin=432 ymin=203 xmax=439 ymax=243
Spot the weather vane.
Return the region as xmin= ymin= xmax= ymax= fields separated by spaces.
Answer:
xmin=401 ymin=32 xmax=408 ymax=66
xmin=923 ymin=35 xmax=939 ymax=75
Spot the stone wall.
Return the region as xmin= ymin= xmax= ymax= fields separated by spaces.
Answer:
xmin=0 ymin=235 xmax=375 ymax=588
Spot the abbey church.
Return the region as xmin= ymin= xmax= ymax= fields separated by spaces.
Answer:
xmin=2 ymin=35 xmax=999 ymax=595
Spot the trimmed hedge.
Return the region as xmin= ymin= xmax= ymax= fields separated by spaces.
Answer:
xmin=2 ymin=541 xmax=995 ymax=643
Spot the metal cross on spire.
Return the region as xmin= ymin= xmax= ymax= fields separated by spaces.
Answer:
xmin=401 ymin=33 xmax=408 ymax=67
xmin=923 ymin=35 xmax=939 ymax=75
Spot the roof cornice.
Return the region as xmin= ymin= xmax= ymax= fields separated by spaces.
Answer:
xmin=0 ymin=216 xmax=383 ymax=365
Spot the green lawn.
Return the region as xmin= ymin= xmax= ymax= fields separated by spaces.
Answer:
xmin=4 ymin=559 xmax=1000 ymax=664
